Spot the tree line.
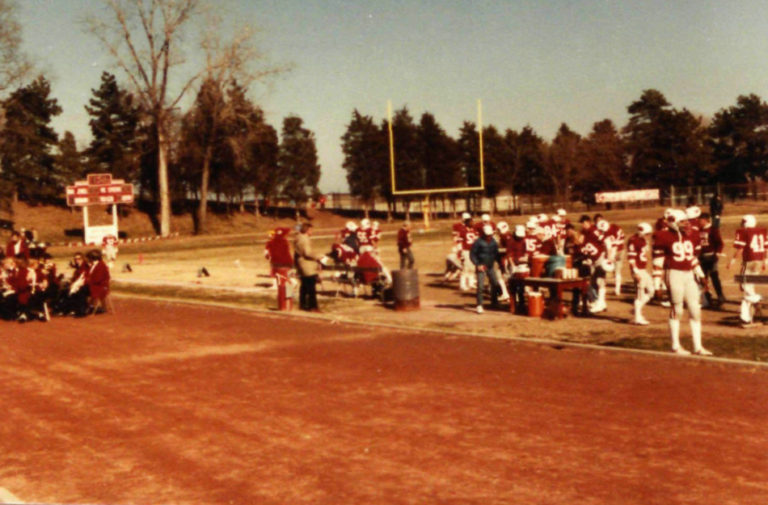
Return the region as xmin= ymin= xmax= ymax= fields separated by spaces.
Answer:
xmin=0 ymin=0 xmax=321 ymax=235
xmin=342 ymin=89 xmax=768 ymax=212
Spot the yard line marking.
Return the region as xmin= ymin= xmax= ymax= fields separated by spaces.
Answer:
xmin=0 ymin=487 xmax=23 ymax=504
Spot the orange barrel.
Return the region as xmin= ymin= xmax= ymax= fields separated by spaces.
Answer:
xmin=276 ymin=268 xmax=292 ymax=311
xmin=393 ymin=269 xmax=420 ymax=311
xmin=565 ymin=255 xmax=573 ymax=268
xmin=530 ymin=255 xmax=549 ymax=277
xmin=528 ymin=292 xmax=544 ymax=317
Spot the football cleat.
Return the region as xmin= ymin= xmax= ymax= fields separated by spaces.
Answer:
xmin=672 ymin=346 xmax=691 ymax=356
xmin=476 ymin=305 xmax=484 ymax=314
xmin=694 ymin=348 xmax=713 ymax=356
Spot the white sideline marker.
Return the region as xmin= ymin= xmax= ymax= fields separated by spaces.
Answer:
xmin=0 ymin=487 xmax=23 ymax=504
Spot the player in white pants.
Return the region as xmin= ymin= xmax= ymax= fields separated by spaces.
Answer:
xmin=627 ymin=223 xmax=653 ymax=325
xmin=657 ymin=210 xmax=712 ymax=356
xmin=727 ymin=214 xmax=768 ymax=325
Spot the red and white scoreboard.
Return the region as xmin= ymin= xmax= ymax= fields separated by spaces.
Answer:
xmin=66 ymin=173 xmax=135 ymax=207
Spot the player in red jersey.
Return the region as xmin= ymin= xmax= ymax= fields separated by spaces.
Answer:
xmin=576 ymin=215 xmax=609 ymax=313
xmin=651 ymin=209 xmax=674 ymax=306
xmin=727 ymin=214 xmax=768 ymax=326
xmin=597 ymin=218 xmax=626 ymax=295
xmin=655 ymin=210 xmax=710 ymax=355
xmin=358 ymin=218 xmax=374 ymax=253
xmin=627 ymin=223 xmax=653 ymax=325
xmin=370 ymin=221 xmax=381 ymax=253
xmin=457 ymin=213 xmax=478 ymax=291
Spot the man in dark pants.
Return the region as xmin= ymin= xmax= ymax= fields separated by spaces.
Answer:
xmin=709 ymin=193 xmax=724 ymax=229
xmin=294 ymin=223 xmax=320 ymax=312
xmin=470 ymin=224 xmax=501 ymax=314
xmin=699 ymin=212 xmax=725 ymax=307
xmin=398 ymin=221 xmax=414 ymax=269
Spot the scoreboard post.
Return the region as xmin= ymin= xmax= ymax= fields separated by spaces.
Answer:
xmin=65 ymin=173 xmax=135 ymax=245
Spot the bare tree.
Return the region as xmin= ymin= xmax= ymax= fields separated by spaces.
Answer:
xmin=87 ymin=0 xmax=205 ymax=237
xmin=0 ymin=0 xmax=31 ymax=95
xmin=192 ymin=15 xmax=286 ymax=233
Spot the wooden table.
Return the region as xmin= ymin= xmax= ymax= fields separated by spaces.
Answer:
xmin=511 ymin=276 xmax=591 ymax=318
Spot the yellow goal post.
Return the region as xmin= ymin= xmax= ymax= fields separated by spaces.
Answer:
xmin=388 ymin=100 xmax=485 ymax=228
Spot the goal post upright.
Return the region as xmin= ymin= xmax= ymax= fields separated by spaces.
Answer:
xmin=387 ymin=99 xmax=486 ymax=229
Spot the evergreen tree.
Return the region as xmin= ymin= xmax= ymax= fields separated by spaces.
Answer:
xmin=513 ymin=126 xmax=548 ymax=197
xmin=576 ymin=119 xmax=627 ymax=203
xmin=0 ymin=76 xmax=62 ymax=203
xmin=480 ymin=124 xmax=511 ymax=210
xmin=84 ymin=72 xmax=143 ymax=182
xmin=417 ymin=112 xmax=461 ymax=190
xmin=56 ymin=131 xmax=84 ymax=186
xmin=278 ymin=115 xmax=320 ymax=217
xmin=546 ymin=123 xmax=583 ymax=205
xmin=709 ymin=94 xmax=768 ymax=184
xmin=390 ymin=107 xmax=422 ymax=192
xmin=622 ymin=89 xmax=712 ymax=188
xmin=342 ymin=109 xmax=385 ymax=214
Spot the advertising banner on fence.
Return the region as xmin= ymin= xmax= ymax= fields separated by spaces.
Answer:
xmin=595 ymin=188 xmax=660 ymax=203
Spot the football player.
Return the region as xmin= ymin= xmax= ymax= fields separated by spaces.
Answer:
xmin=727 ymin=214 xmax=768 ymax=326
xmin=627 ymin=223 xmax=653 ymax=325
xmin=656 ymin=210 xmax=710 ymax=355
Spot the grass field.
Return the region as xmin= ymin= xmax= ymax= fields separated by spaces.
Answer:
xmin=38 ymin=203 xmax=768 ymax=362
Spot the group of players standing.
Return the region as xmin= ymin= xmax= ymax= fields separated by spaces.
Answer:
xmin=1 ymin=230 xmax=112 ymax=323
xmin=446 ymin=205 xmax=768 ymax=356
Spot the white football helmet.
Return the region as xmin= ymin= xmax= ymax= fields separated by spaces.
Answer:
xmin=372 ymin=220 xmax=379 ymax=230
xmin=360 ymin=218 xmax=371 ymax=229
xmin=685 ymin=206 xmax=701 ymax=220
xmin=461 ymin=212 xmax=471 ymax=220
xmin=346 ymin=221 xmax=358 ymax=232
xmin=663 ymin=208 xmax=675 ymax=220
xmin=557 ymin=208 xmax=567 ymax=217
xmin=743 ymin=214 xmax=757 ymax=228
xmin=526 ymin=219 xmax=537 ymax=230
xmin=514 ymin=225 xmax=526 ymax=238
xmin=537 ymin=213 xmax=548 ymax=222
xmin=497 ymin=221 xmax=509 ymax=234
xmin=481 ymin=213 xmax=491 ymax=223
xmin=637 ymin=222 xmax=652 ymax=235
xmin=482 ymin=224 xmax=494 ymax=236
xmin=596 ymin=219 xmax=610 ymax=232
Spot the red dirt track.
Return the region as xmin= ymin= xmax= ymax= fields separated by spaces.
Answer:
xmin=0 ymin=298 xmax=766 ymax=505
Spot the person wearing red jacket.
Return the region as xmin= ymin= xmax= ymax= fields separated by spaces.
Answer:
xmin=5 ymin=231 xmax=30 ymax=260
xmin=86 ymin=250 xmax=111 ymax=314
xmin=8 ymin=256 xmax=35 ymax=322
xmin=397 ymin=221 xmax=414 ymax=269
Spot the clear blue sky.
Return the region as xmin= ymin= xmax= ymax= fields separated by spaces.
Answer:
xmin=16 ymin=0 xmax=768 ymax=192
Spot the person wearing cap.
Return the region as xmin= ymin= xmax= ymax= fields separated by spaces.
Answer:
xmin=294 ymin=223 xmax=321 ymax=312
xmin=397 ymin=221 xmax=414 ymax=269
xmin=698 ymin=212 xmax=725 ymax=308
xmin=655 ymin=209 xmax=711 ymax=355
xmin=727 ymin=214 xmax=768 ymax=326
xmin=470 ymin=224 xmax=501 ymax=314
xmin=627 ymin=223 xmax=653 ymax=325
xmin=491 ymin=221 xmax=511 ymax=302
